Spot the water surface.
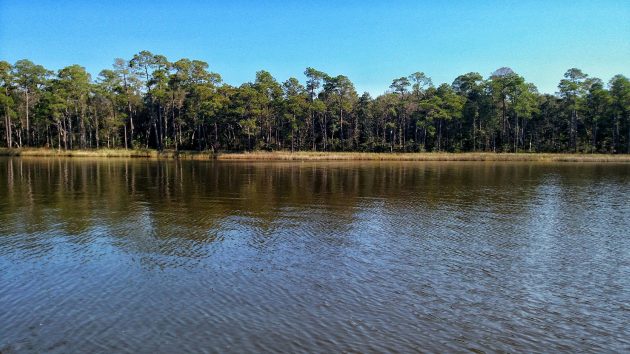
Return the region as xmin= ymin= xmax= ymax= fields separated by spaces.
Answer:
xmin=1 ymin=158 xmax=629 ymax=352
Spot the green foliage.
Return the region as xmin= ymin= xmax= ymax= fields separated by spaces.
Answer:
xmin=0 ymin=55 xmax=627 ymax=153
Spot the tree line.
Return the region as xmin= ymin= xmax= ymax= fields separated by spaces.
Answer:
xmin=1 ymin=51 xmax=629 ymax=153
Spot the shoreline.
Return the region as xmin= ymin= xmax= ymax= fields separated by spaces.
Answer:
xmin=0 ymin=148 xmax=212 ymax=160
xmin=1 ymin=148 xmax=630 ymax=162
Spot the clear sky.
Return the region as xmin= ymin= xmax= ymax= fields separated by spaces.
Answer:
xmin=1 ymin=0 xmax=628 ymax=95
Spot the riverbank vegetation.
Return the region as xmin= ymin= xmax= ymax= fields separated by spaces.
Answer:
xmin=3 ymin=148 xmax=630 ymax=162
xmin=215 ymin=151 xmax=630 ymax=162
xmin=1 ymin=52 xmax=629 ymax=154
xmin=0 ymin=148 xmax=212 ymax=159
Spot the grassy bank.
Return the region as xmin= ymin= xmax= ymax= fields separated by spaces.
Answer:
xmin=0 ymin=148 xmax=214 ymax=160
xmin=216 ymin=151 xmax=630 ymax=162
xmin=2 ymin=148 xmax=630 ymax=162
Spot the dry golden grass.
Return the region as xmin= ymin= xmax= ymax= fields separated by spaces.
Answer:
xmin=0 ymin=148 xmax=213 ymax=160
xmin=2 ymin=148 xmax=630 ymax=162
xmin=216 ymin=151 xmax=630 ymax=162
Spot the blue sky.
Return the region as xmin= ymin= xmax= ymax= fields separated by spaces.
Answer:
xmin=1 ymin=0 xmax=628 ymax=95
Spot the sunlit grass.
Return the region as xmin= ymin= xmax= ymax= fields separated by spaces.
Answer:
xmin=0 ymin=148 xmax=213 ymax=159
xmin=216 ymin=151 xmax=630 ymax=162
xmin=2 ymin=148 xmax=629 ymax=162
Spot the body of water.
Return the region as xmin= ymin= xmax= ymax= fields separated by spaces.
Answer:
xmin=1 ymin=158 xmax=629 ymax=352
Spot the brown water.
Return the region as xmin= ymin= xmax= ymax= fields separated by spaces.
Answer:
xmin=1 ymin=158 xmax=629 ymax=353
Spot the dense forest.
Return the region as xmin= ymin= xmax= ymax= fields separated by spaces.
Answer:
xmin=1 ymin=51 xmax=629 ymax=153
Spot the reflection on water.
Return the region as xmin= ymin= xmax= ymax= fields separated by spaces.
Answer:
xmin=1 ymin=158 xmax=629 ymax=352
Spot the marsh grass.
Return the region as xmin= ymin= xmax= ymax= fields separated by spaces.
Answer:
xmin=2 ymin=148 xmax=629 ymax=162
xmin=0 ymin=148 xmax=213 ymax=160
xmin=216 ymin=151 xmax=630 ymax=162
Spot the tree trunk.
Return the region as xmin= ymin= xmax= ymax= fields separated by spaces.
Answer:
xmin=214 ymin=122 xmax=218 ymax=150
xmin=473 ymin=112 xmax=477 ymax=151
xmin=324 ymin=113 xmax=328 ymax=151
xmin=571 ymin=109 xmax=577 ymax=152
xmin=5 ymin=105 xmax=12 ymax=148
xmin=438 ymin=119 xmax=442 ymax=151
xmin=25 ymin=90 xmax=30 ymax=146
xmin=56 ymin=120 xmax=61 ymax=151
xmin=514 ymin=113 xmax=518 ymax=153
xmin=128 ymin=101 xmax=134 ymax=148
xmin=340 ymin=107 xmax=344 ymax=149
xmin=95 ymin=109 xmax=100 ymax=149
xmin=311 ymin=111 xmax=316 ymax=150
xmin=152 ymin=118 xmax=159 ymax=149
xmin=172 ymin=100 xmax=177 ymax=151
xmin=501 ymin=97 xmax=506 ymax=145
xmin=592 ymin=123 xmax=597 ymax=154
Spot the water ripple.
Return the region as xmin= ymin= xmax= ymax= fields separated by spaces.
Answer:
xmin=1 ymin=159 xmax=629 ymax=352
